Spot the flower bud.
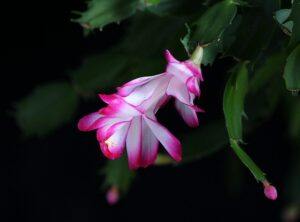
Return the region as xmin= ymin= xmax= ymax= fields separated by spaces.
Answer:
xmin=106 ymin=186 xmax=119 ymax=205
xmin=263 ymin=181 xmax=278 ymax=200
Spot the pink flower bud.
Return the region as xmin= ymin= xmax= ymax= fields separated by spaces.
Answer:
xmin=263 ymin=182 xmax=278 ymax=200
xmin=106 ymin=186 xmax=119 ymax=205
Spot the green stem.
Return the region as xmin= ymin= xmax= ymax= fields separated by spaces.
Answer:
xmin=229 ymin=139 xmax=266 ymax=182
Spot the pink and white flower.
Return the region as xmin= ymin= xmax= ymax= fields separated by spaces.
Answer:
xmin=78 ymin=48 xmax=204 ymax=169
xmin=78 ymin=94 xmax=181 ymax=169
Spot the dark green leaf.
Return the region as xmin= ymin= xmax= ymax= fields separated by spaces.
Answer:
xmin=74 ymin=0 xmax=140 ymax=30
xmin=247 ymin=53 xmax=286 ymax=127
xmin=284 ymin=44 xmax=300 ymax=92
xmin=180 ymin=24 xmax=191 ymax=55
xmin=71 ymin=53 xmax=129 ymax=94
xmin=155 ymin=120 xmax=228 ymax=165
xmin=289 ymin=0 xmax=300 ymax=48
xmin=192 ymin=0 xmax=237 ymax=44
xmin=223 ymin=62 xmax=248 ymax=140
xmin=274 ymin=9 xmax=293 ymax=35
xmin=15 ymin=82 xmax=78 ymax=137
xmin=226 ymin=9 xmax=277 ymax=60
xmin=147 ymin=0 xmax=205 ymax=17
xmin=182 ymin=120 xmax=228 ymax=162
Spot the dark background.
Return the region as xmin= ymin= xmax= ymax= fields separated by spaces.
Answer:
xmin=2 ymin=0 xmax=289 ymax=221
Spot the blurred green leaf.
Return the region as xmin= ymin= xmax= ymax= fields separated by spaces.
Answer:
xmin=192 ymin=0 xmax=237 ymax=44
xmin=284 ymin=44 xmax=300 ymax=92
xmin=182 ymin=120 xmax=228 ymax=162
xmin=180 ymin=24 xmax=191 ymax=55
xmin=102 ymin=157 xmax=135 ymax=194
xmin=74 ymin=0 xmax=140 ymax=30
xmin=155 ymin=120 xmax=228 ymax=165
xmin=223 ymin=62 xmax=248 ymax=140
xmin=15 ymin=82 xmax=78 ymax=137
xmin=121 ymin=12 xmax=184 ymax=58
xmin=226 ymin=10 xmax=277 ymax=60
xmin=71 ymin=53 xmax=129 ymax=94
xmin=288 ymin=98 xmax=300 ymax=141
xmin=247 ymin=53 xmax=286 ymax=126
xmin=147 ymin=0 xmax=205 ymax=17
xmin=249 ymin=53 xmax=286 ymax=94
xmin=289 ymin=0 xmax=300 ymax=48
xmin=286 ymin=98 xmax=300 ymax=204
xmin=274 ymin=9 xmax=293 ymax=35
xmin=201 ymin=42 xmax=221 ymax=66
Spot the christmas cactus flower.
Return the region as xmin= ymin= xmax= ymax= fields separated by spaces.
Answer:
xmin=78 ymin=48 xmax=204 ymax=169
xmin=78 ymin=93 xmax=182 ymax=169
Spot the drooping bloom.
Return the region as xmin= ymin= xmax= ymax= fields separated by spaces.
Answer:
xmin=78 ymin=48 xmax=204 ymax=169
xmin=78 ymin=93 xmax=181 ymax=169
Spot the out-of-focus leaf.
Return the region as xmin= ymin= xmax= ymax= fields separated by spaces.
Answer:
xmin=288 ymin=98 xmax=300 ymax=141
xmin=192 ymin=0 xmax=237 ymax=44
xmin=121 ymin=12 xmax=184 ymax=58
xmin=289 ymin=0 xmax=300 ymax=48
xmin=145 ymin=0 xmax=161 ymax=5
xmin=201 ymin=42 xmax=221 ymax=66
xmin=74 ymin=0 xmax=140 ymax=30
xmin=102 ymin=157 xmax=135 ymax=194
xmin=286 ymin=99 xmax=300 ymax=204
xmin=223 ymin=62 xmax=248 ymax=140
xmin=249 ymin=53 xmax=286 ymax=94
xmin=180 ymin=24 xmax=191 ymax=55
xmin=229 ymin=139 xmax=266 ymax=181
xmin=275 ymin=9 xmax=291 ymax=24
xmin=155 ymin=120 xmax=228 ymax=165
xmin=274 ymin=9 xmax=293 ymax=35
xmin=247 ymin=53 xmax=286 ymax=126
xmin=147 ymin=0 xmax=205 ymax=17
xmin=71 ymin=53 xmax=129 ymax=94
xmin=15 ymin=82 xmax=78 ymax=137
xmin=226 ymin=10 xmax=277 ymax=60
xmin=182 ymin=120 xmax=228 ymax=162
xmin=284 ymin=44 xmax=300 ymax=92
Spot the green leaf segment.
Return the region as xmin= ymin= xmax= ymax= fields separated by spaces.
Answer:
xmin=223 ymin=62 xmax=266 ymax=182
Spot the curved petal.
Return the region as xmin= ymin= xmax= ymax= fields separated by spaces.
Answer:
xmin=186 ymin=76 xmax=200 ymax=96
xmin=117 ymin=75 xmax=162 ymax=97
xmin=96 ymin=118 xmax=131 ymax=141
xmin=175 ymin=100 xmax=199 ymax=128
xmin=98 ymin=93 xmax=118 ymax=104
xmin=78 ymin=112 xmax=103 ymax=131
xmin=143 ymin=116 xmax=182 ymax=162
xmin=126 ymin=116 xmax=142 ymax=169
xmin=166 ymin=77 xmax=190 ymax=105
xmin=98 ymin=122 xmax=130 ymax=160
xmin=123 ymin=74 xmax=166 ymax=106
xmin=99 ymin=96 xmax=141 ymax=117
xmin=166 ymin=62 xmax=193 ymax=83
xmin=164 ymin=50 xmax=179 ymax=63
xmin=140 ymin=119 xmax=159 ymax=167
